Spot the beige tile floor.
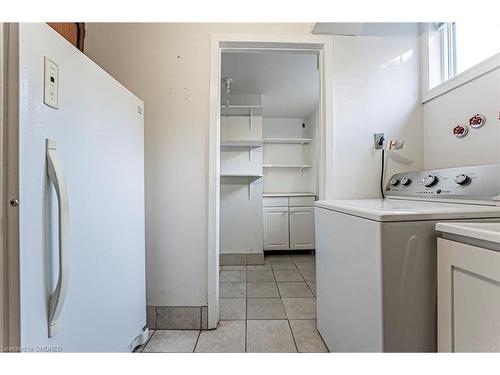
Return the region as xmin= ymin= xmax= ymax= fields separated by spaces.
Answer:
xmin=138 ymin=253 xmax=328 ymax=353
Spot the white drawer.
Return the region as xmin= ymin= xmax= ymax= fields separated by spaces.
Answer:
xmin=289 ymin=196 xmax=315 ymax=207
xmin=263 ymin=197 xmax=288 ymax=207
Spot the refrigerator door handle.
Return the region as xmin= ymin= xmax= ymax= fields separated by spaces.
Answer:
xmin=46 ymin=139 xmax=70 ymax=337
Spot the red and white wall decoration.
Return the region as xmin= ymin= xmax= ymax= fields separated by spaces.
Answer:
xmin=469 ymin=114 xmax=486 ymax=129
xmin=453 ymin=124 xmax=469 ymax=138
xmin=452 ymin=114 xmax=486 ymax=138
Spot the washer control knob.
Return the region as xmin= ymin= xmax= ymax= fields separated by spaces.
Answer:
xmin=422 ymin=175 xmax=438 ymax=187
xmin=454 ymin=174 xmax=470 ymax=185
xmin=401 ymin=177 xmax=412 ymax=186
xmin=389 ymin=178 xmax=400 ymax=186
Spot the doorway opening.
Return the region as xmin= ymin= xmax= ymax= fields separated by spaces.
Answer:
xmin=208 ymin=35 xmax=333 ymax=330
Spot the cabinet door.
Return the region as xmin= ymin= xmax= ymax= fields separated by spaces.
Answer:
xmin=438 ymin=238 xmax=500 ymax=352
xmin=289 ymin=207 xmax=315 ymax=250
xmin=47 ymin=23 xmax=86 ymax=52
xmin=263 ymin=207 xmax=289 ymax=250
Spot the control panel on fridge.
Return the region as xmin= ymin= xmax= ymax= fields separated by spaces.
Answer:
xmin=44 ymin=56 xmax=59 ymax=109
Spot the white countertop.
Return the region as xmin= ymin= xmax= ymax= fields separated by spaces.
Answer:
xmin=435 ymin=222 xmax=500 ymax=244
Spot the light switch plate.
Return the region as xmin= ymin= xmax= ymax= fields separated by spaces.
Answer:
xmin=44 ymin=57 xmax=59 ymax=108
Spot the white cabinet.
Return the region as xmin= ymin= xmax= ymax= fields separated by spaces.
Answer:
xmin=262 ymin=195 xmax=315 ymax=251
xmin=437 ymin=238 xmax=500 ymax=352
xmin=289 ymin=207 xmax=315 ymax=250
xmin=263 ymin=207 xmax=289 ymax=250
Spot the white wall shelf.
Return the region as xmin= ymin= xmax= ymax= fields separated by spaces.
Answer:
xmin=263 ymin=164 xmax=312 ymax=169
xmin=262 ymin=192 xmax=317 ymax=197
xmin=221 ymin=105 xmax=263 ymax=116
xmin=221 ymin=173 xmax=263 ymax=178
xmin=219 ymin=97 xmax=265 ymax=258
xmin=221 ymin=140 xmax=263 ymax=147
xmin=263 ymin=138 xmax=312 ymax=144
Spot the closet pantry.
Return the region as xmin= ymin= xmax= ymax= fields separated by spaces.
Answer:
xmin=219 ymin=51 xmax=319 ymax=265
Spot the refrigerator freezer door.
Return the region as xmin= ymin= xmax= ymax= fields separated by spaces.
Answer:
xmin=18 ymin=23 xmax=146 ymax=352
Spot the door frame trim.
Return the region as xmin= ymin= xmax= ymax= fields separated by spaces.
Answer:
xmin=1 ymin=22 xmax=20 ymax=352
xmin=208 ymin=33 xmax=334 ymax=329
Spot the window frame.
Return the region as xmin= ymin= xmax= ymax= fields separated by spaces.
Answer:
xmin=421 ymin=22 xmax=500 ymax=103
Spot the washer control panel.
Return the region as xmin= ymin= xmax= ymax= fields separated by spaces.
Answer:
xmin=385 ymin=164 xmax=500 ymax=203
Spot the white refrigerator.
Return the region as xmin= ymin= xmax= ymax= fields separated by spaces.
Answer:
xmin=5 ymin=23 xmax=147 ymax=352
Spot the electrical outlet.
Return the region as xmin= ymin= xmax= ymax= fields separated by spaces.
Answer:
xmin=374 ymin=133 xmax=385 ymax=150
xmin=385 ymin=139 xmax=405 ymax=150
xmin=393 ymin=140 xmax=405 ymax=150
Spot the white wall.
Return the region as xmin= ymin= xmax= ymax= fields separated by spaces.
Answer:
xmin=331 ymin=34 xmax=423 ymax=199
xmin=84 ymin=23 xmax=423 ymax=306
xmin=262 ymin=117 xmax=312 ymax=138
xmin=220 ymin=177 xmax=263 ymax=254
xmin=84 ymin=23 xmax=314 ymax=307
xmin=423 ymin=68 xmax=500 ymax=169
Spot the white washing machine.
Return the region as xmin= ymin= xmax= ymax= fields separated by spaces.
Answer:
xmin=315 ymin=164 xmax=500 ymax=352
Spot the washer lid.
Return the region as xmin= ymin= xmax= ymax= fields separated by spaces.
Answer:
xmin=315 ymin=199 xmax=500 ymax=222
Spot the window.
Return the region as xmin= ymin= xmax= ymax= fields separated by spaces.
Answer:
xmin=426 ymin=22 xmax=500 ymax=91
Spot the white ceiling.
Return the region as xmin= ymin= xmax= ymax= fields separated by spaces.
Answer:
xmin=221 ymin=52 xmax=319 ymax=118
xmin=312 ymin=22 xmax=420 ymax=36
